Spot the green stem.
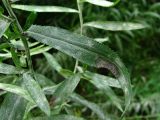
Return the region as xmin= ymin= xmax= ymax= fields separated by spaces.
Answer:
xmin=74 ymin=0 xmax=84 ymax=73
xmin=2 ymin=0 xmax=34 ymax=73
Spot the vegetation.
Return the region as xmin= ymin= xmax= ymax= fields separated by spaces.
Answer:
xmin=0 ymin=0 xmax=160 ymax=120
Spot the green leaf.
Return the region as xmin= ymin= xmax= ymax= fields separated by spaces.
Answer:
xmin=0 ymin=15 xmax=11 ymax=38
xmin=54 ymin=74 xmax=81 ymax=104
xmin=27 ymin=25 xmax=132 ymax=111
xmin=0 ymin=83 xmax=34 ymax=102
xmin=32 ymin=114 xmax=85 ymax=120
xmin=35 ymin=73 xmax=55 ymax=87
xmin=82 ymin=0 xmax=120 ymax=7
xmin=24 ymin=12 xmax=37 ymax=30
xmin=11 ymin=4 xmax=78 ymax=13
xmin=23 ymin=73 xmax=50 ymax=116
xmin=43 ymin=52 xmax=62 ymax=73
xmin=150 ymin=2 xmax=160 ymax=10
xmin=0 ymin=63 xmax=23 ymax=74
xmin=83 ymin=71 xmax=123 ymax=111
xmin=84 ymin=21 xmax=146 ymax=31
xmin=83 ymin=71 xmax=121 ymax=88
xmin=0 ymin=93 xmax=28 ymax=120
xmin=70 ymin=93 xmax=107 ymax=120
xmin=10 ymin=47 xmax=21 ymax=68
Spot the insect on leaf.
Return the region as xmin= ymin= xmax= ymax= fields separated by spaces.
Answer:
xmin=26 ymin=25 xmax=132 ymax=112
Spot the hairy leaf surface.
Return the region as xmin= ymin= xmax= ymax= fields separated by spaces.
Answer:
xmin=27 ymin=25 xmax=132 ymax=111
xmin=23 ymin=73 xmax=50 ymax=116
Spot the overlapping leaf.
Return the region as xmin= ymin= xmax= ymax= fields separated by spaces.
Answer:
xmin=0 ymin=83 xmax=34 ymax=102
xmin=27 ymin=25 xmax=132 ymax=111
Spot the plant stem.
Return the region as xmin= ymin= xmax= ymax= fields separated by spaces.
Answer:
xmin=74 ymin=0 xmax=84 ymax=73
xmin=2 ymin=0 xmax=34 ymax=73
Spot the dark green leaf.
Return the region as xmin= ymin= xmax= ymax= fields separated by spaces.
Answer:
xmin=27 ymin=25 xmax=132 ymax=111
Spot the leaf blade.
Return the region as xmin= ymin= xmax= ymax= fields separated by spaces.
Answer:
xmin=27 ymin=25 xmax=132 ymax=111
xmin=23 ymin=73 xmax=50 ymax=116
xmin=84 ymin=21 xmax=146 ymax=31
xmin=11 ymin=4 xmax=78 ymax=13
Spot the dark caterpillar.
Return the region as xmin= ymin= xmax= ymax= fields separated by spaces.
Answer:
xmin=96 ymin=58 xmax=120 ymax=78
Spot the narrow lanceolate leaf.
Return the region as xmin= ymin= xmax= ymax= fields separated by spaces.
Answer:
xmin=84 ymin=71 xmax=123 ymax=111
xmin=54 ymin=74 xmax=81 ymax=104
xmin=27 ymin=25 xmax=132 ymax=111
xmin=82 ymin=0 xmax=119 ymax=7
xmin=0 ymin=15 xmax=11 ymax=38
xmin=33 ymin=114 xmax=85 ymax=120
xmin=84 ymin=21 xmax=146 ymax=31
xmin=23 ymin=73 xmax=50 ymax=116
xmin=0 ymin=93 xmax=28 ymax=120
xmin=0 ymin=83 xmax=34 ymax=103
xmin=0 ymin=63 xmax=23 ymax=74
xmin=70 ymin=93 xmax=108 ymax=120
xmin=11 ymin=4 xmax=78 ymax=13
xmin=43 ymin=52 xmax=62 ymax=73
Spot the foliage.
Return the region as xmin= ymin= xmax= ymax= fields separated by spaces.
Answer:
xmin=0 ymin=0 xmax=160 ymax=120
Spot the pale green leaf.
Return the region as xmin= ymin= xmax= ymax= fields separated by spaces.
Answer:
xmin=11 ymin=4 xmax=78 ymax=13
xmin=70 ymin=93 xmax=108 ymax=120
xmin=32 ymin=114 xmax=85 ymax=120
xmin=84 ymin=21 xmax=146 ymax=31
xmin=0 ymin=63 xmax=23 ymax=74
xmin=0 ymin=93 xmax=27 ymax=120
xmin=0 ymin=83 xmax=34 ymax=102
xmin=23 ymin=73 xmax=50 ymax=116
xmin=27 ymin=25 xmax=132 ymax=111
xmin=82 ymin=0 xmax=119 ymax=7
xmin=54 ymin=74 xmax=81 ymax=104
xmin=0 ymin=15 xmax=11 ymax=38
xmin=43 ymin=52 xmax=62 ymax=73
xmin=84 ymin=71 xmax=123 ymax=111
